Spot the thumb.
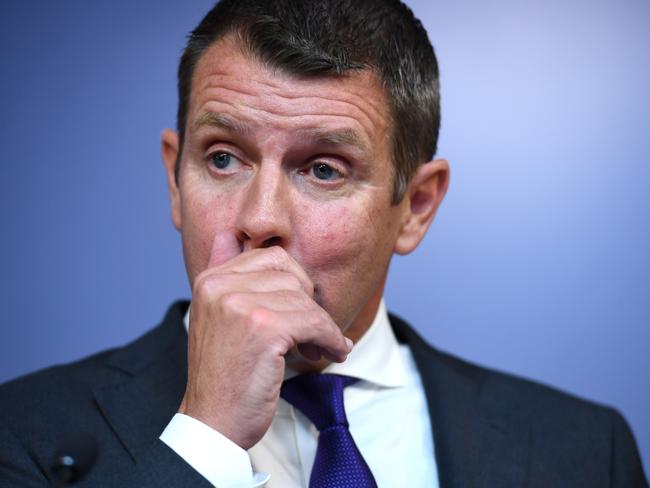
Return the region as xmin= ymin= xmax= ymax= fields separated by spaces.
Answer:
xmin=208 ymin=231 xmax=241 ymax=268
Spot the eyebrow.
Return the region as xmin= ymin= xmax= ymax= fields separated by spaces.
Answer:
xmin=192 ymin=111 xmax=368 ymax=153
xmin=192 ymin=112 xmax=252 ymax=134
xmin=299 ymin=127 xmax=369 ymax=154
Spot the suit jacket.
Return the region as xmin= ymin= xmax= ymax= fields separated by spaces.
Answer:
xmin=0 ymin=301 xmax=647 ymax=487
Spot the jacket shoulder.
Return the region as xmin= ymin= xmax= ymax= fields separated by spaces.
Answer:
xmin=0 ymin=301 xmax=187 ymax=422
xmin=390 ymin=312 xmax=648 ymax=486
xmin=390 ymin=311 xmax=614 ymax=417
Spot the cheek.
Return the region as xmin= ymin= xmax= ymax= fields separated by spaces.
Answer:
xmin=293 ymin=201 xmax=398 ymax=326
xmin=295 ymin=202 xmax=396 ymax=286
xmin=296 ymin=206 xmax=360 ymax=264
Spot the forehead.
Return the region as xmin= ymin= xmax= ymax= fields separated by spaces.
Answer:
xmin=186 ymin=35 xmax=391 ymax=152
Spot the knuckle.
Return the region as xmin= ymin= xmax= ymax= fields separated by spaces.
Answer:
xmin=192 ymin=273 xmax=209 ymax=301
xmin=203 ymin=275 xmax=225 ymax=295
xmin=247 ymin=307 xmax=276 ymax=329
xmin=193 ymin=273 xmax=227 ymax=301
xmin=191 ymin=269 xmax=205 ymax=290
xmin=218 ymin=291 xmax=244 ymax=311
xmin=306 ymin=309 xmax=327 ymax=332
xmin=283 ymin=289 xmax=312 ymax=311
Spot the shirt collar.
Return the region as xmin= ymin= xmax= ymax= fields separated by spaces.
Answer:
xmin=321 ymin=299 xmax=408 ymax=388
xmin=183 ymin=298 xmax=408 ymax=389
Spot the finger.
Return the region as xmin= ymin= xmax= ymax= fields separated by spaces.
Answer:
xmin=217 ymin=246 xmax=314 ymax=296
xmin=199 ymin=270 xmax=305 ymax=295
xmin=295 ymin=343 xmax=347 ymax=363
xmin=297 ymin=343 xmax=322 ymax=362
xmin=215 ymin=291 xmax=352 ymax=361
xmin=222 ymin=290 xmax=315 ymax=314
xmin=278 ymin=310 xmax=353 ymax=361
xmin=208 ymin=230 xmax=242 ymax=268
xmin=214 ymin=289 xmax=351 ymax=357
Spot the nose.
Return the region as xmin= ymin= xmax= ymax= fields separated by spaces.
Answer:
xmin=235 ymin=163 xmax=292 ymax=251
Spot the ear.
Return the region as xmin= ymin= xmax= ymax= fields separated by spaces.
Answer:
xmin=394 ymin=158 xmax=450 ymax=255
xmin=161 ymin=129 xmax=182 ymax=231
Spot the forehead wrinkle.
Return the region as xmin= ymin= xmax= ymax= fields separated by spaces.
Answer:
xmin=196 ymin=95 xmax=385 ymax=153
xmin=198 ymin=75 xmax=388 ymax=138
xmin=193 ymin=95 xmax=375 ymax=146
xmin=199 ymin=76 xmax=284 ymax=99
xmin=193 ymin=37 xmax=390 ymax=136
xmin=201 ymin=79 xmax=381 ymax=122
xmin=191 ymin=111 xmax=253 ymax=134
xmin=264 ymin=87 xmax=387 ymax=133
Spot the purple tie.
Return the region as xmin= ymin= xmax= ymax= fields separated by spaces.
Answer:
xmin=280 ymin=373 xmax=378 ymax=488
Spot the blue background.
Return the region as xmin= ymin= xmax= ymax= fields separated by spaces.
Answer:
xmin=1 ymin=0 xmax=648 ymax=473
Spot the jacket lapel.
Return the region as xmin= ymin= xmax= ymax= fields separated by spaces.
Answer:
xmin=92 ymin=302 xmax=189 ymax=462
xmin=390 ymin=314 xmax=530 ymax=488
xmin=91 ymin=303 xmax=530 ymax=484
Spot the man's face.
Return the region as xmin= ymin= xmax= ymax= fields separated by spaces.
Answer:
xmin=164 ymin=36 xmax=415 ymax=340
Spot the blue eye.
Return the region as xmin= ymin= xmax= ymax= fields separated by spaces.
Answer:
xmin=312 ymin=163 xmax=339 ymax=180
xmin=211 ymin=152 xmax=233 ymax=169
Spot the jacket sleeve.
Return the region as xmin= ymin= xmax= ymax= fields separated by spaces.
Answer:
xmin=110 ymin=440 xmax=216 ymax=488
xmin=0 ymin=420 xmax=213 ymax=488
xmin=609 ymin=409 xmax=648 ymax=488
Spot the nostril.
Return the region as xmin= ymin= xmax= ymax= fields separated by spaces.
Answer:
xmin=261 ymin=236 xmax=282 ymax=248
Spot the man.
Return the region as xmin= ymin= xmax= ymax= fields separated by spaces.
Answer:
xmin=0 ymin=0 xmax=647 ymax=487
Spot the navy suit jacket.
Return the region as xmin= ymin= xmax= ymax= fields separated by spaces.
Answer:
xmin=0 ymin=301 xmax=647 ymax=487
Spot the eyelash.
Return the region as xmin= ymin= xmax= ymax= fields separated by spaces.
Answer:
xmin=306 ymin=161 xmax=344 ymax=181
xmin=205 ymin=149 xmax=348 ymax=183
xmin=206 ymin=150 xmax=243 ymax=172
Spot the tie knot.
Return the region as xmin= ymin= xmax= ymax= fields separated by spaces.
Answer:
xmin=281 ymin=373 xmax=357 ymax=431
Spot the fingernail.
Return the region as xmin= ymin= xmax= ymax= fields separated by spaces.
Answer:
xmin=345 ymin=337 xmax=354 ymax=352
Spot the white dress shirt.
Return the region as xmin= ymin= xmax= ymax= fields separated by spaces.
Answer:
xmin=161 ymin=300 xmax=439 ymax=487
